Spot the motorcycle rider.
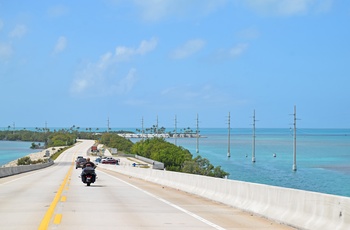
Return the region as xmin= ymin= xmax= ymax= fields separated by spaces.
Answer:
xmin=81 ymin=157 xmax=97 ymax=184
xmin=82 ymin=157 xmax=96 ymax=169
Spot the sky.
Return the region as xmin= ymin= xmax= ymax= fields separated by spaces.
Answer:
xmin=0 ymin=0 xmax=349 ymax=129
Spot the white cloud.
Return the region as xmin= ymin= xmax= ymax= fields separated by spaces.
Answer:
xmin=115 ymin=37 xmax=157 ymax=61
xmin=229 ymin=43 xmax=248 ymax=58
xmin=0 ymin=42 xmax=13 ymax=61
xmin=138 ymin=38 xmax=158 ymax=54
xmin=72 ymin=77 xmax=89 ymax=94
xmin=213 ymin=43 xmax=249 ymax=60
xmin=71 ymin=38 xmax=157 ymax=97
xmin=47 ymin=5 xmax=69 ymax=18
xmin=170 ymin=39 xmax=205 ymax=59
xmin=133 ymin=0 xmax=227 ymax=21
xmin=97 ymin=52 xmax=113 ymax=70
xmin=71 ymin=64 xmax=138 ymax=97
xmin=314 ymin=0 xmax=333 ymax=13
xmin=133 ymin=0 xmax=173 ymax=21
xmin=112 ymin=68 xmax=138 ymax=94
xmin=243 ymin=0 xmax=333 ymax=16
xmin=52 ymin=36 xmax=67 ymax=55
xmin=9 ymin=24 xmax=27 ymax=39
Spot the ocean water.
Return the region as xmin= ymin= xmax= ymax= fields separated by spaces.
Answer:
xmin=0 ymin=140 xmax=42 ymax=166
xmin=1 ymin=128 xmax=349 ymax=198
xmin=172 ymin=128 xmax=350 ymax=198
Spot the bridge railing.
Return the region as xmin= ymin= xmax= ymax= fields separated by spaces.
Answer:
xmin=100 ymin=164 xmax=350 ymax=230
xmin=0 ymin=161 xmax=54 ymax=178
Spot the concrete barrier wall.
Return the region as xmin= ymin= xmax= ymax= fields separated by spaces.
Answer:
xmin=134 ymin=155 xmax=164 ymax=170
xmin=102 ymin=164 xmax=349 ymax=230
xmin=0 ymin=161 xmax=54 ymax=178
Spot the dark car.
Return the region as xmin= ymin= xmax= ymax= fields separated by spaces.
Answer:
xmin=76 ymin=158 xmax=86 ymax=169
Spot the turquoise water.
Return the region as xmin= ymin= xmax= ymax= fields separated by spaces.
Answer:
xmin=0 ymin=141 xmax=42 ymax=166
xmin=172 ymin=128 xmax=350 ymax=197
xmin=2 ymin=128 xmax=349 ymax=197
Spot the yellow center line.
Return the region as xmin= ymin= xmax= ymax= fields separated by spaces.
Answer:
xmin=53 ymin=214 xmax=62 ymax=224
xmin=38 ymin=162 xmax=74 ymax=230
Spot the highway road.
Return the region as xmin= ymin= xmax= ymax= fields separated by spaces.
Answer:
xmin=0 ymin=140 xmax=295 ymax=230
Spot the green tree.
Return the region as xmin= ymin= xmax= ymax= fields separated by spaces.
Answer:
xmin=183 ymin=156 xmax=229 ymax=178
xmin=131 ymin=137 xmax=192 ymax=172
xmin=99 ymin=133 xmax=133 ymax=153
xmin=132 ymin=138 xmax=229 ymax=178
xmin=17 ymin=156 xmax=32 ymax=165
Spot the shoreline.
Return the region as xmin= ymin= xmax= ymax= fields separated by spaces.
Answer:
xmin=0 ymin=147 xmax=64 ymax=168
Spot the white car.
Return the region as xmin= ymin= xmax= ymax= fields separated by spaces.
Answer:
xmin=101 ymin=157 xmax=118 ymax=164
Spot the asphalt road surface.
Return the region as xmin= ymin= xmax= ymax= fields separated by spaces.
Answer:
xmin=0 ymin=140 xmax=295 ymax=230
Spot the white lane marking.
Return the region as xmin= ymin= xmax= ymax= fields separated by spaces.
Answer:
xmin=100 ymin=170 xmax=226 ymax=230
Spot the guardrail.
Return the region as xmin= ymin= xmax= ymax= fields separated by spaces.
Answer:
xmin=116 ymin=154 xmax=164 ymax=170
xmin=103 ymin=164 xmax=350 ymax=230
xmin=134 ymin=155 xmax=164 ymax=170
xmin=0 ymin=161 xmax=54 ymax=178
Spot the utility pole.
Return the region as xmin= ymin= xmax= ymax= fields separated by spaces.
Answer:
xmin=107 ymin=117 xmax=110 ymax=133
xmin=174 ymin=115 xmax=177 ymax=146
xmin=196 ymin=113 xmax=199 ymax=154
xmin=252 ymin=110 xmax=256 ymax=163
xmin=292 ymin=105 xmax=297 ymax=171
xmin=156 ymin=115 xmax=159 ymax=135
xmin=141 ymin=116 xmax=144 ymax=141
xmin=227 ymin=112 xmax=231 ymax=158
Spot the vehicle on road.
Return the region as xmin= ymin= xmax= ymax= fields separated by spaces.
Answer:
xmin=81 ymin=166 xmax=96 ymax=186
xmin=90 ymin=146 xmax=99 ymax=152
xmin=75 ymin=156 xmax=84 ymax=162
xmin=76 ymin=157 xmax=86 ymax=169
xmin=95 ymin=157 xmax=102 ymax=163
xmin=101 ymin=157 xmax=119 ymax=165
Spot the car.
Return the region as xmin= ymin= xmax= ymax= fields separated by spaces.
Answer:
xmin=101 ymin=157 xmax=119 ymax=164
xmin=76 ymin=156 xmax=83 ymax=161
xmin=75 ymin=156 xmax=83 ymax=164
xmin=95 ymin=157 xmax=102 ymax=163
xmin=76 ymin=158 xmax=87 ymax=169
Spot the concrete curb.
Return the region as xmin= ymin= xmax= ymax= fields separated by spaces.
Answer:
xmin=0 ymin=161 xmax=54 ymax=178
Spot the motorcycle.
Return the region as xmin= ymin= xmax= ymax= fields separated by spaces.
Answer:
xmin=81 ymin=165 xmax=96 ymax=186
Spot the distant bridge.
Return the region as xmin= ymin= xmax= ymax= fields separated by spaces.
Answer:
xmin=118 ymin=133 xmax=201 ymax=138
